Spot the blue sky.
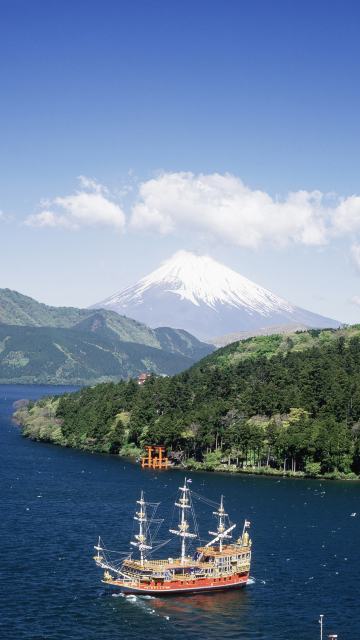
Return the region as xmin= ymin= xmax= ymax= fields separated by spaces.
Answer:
xmin=1 ymin=0 xmax=360 ymax=324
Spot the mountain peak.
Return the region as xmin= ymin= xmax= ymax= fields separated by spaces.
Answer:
xmin=105 ymin=250 xmax=294 ymax=313
xmin=90 ymin=251 xmax=340 ymax=340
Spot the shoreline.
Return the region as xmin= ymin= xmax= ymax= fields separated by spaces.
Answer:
xmin=184 ymin=461 xmax=360 ymax=482
xmin=16 ymin=423 xmax=359 ymax=482
xmin=13 ymin=398 xmax=359 ymax=484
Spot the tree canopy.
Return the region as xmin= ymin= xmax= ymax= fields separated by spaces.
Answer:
xmin=50 ymin=328 xmax=360 ymax=476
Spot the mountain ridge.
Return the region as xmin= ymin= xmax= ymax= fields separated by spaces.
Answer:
xmin=0 ymin=288 xmax=215 ymax=384
xmin=0 ymin=287 xmax=214 ymax=360
xmin=0 ymin=324 xmax=208 ymax=385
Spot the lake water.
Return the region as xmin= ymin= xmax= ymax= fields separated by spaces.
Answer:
xmin=1 ymin=384 xmax=359 ymax=640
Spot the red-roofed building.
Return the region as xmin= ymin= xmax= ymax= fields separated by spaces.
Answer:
xmin=138 ymin=373 xmax=148 ymax=386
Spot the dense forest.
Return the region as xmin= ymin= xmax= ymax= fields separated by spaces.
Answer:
xmin=16 ymin=327 xmax=360 ymax=479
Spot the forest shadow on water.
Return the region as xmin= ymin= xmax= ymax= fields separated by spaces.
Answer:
xmin=1 ymin=385 xmax=359 ymax=640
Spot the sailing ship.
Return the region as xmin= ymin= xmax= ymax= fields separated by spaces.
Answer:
xmin=94 ymin=478 xmax=252 ymax=595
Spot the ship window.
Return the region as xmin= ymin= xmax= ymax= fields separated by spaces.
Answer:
xmin=193 ymin=580 xmax=195 ymax=584
xmin=214 ymin=578 xmax=217 ymax=582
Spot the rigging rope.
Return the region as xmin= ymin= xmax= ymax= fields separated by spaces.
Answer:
xmin=190 ymin=490 xmax=220 ymax=509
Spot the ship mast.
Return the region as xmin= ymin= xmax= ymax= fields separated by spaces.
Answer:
xmin=131 ymin=490 xmax=152 ymax=565
xmin=209 ymin=495 xmax=227 ymax=552
xmin=94 ymin=536 xmax=103 ymax=562
xmin=206 ymin=495 xmax=236 ymax=550
xmin=169 ymin=478 xmax=196 ymax=563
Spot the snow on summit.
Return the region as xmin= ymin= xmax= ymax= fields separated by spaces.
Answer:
xmin=109 ymin=251 xmax=293 ymax=313
xmin=90 ymin=251 xmax=340 ymax=341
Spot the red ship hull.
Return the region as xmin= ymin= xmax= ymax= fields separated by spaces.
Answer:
xmin=106 ymin=572 xmax=249 ymax=595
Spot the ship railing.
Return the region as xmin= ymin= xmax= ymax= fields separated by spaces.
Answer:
xmin=146 ymin=558 xmax=196 ymax=567
xmin=146 ymin=559 xmax=173 ymax=567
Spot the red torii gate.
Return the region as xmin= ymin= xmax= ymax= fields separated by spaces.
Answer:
xmin=142 ymin=445 xmax=168 ymax=469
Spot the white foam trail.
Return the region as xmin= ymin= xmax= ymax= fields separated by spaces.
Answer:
xmin=247 ymin=576 xmax=256 ymax=585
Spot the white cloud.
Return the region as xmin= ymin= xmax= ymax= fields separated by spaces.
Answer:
xmin=78 ymin=175 xmax=106 ymax=194
xmin=349 ymin=295 xmax=360 ymax=307
xmin=331 ymin=195 xmax=360 ymax=236
xmin=24 ymin=178 xmax=125 ymax=231
xmin=130 ymin=172 xmax=360 ymax=250
xmin=23 ymin=171 xmax=360 ymax=259
xmin=24 ymin=210 xmax=76 ymax=229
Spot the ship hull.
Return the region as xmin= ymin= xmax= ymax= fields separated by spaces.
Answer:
xmin=106 ymin=575 xmax=249 ymax=596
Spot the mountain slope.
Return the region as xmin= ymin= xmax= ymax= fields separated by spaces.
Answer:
xmin=0 ymin=324 xmax=209 ymax=385
xmin=189 ymin=325 xmax=360 ymax=372
xmin=90 ymin=252 xmax=340 ymax=340
xmin=0 ymin=288 xmax=159 ymax=344
xmin=0 ymin=288 xmax=214 ymax=361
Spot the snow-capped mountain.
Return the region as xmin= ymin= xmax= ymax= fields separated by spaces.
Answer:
xmin=90 ymin=251 xmax=340 ymax=341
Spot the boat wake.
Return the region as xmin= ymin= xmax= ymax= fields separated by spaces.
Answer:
xmin=110 ymin=591 xmax=170 ymax=620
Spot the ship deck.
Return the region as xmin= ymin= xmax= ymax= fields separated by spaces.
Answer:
xmin=123 ymin=543 xmax=249 ymax=572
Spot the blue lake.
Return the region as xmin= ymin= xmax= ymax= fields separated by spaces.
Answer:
xmin=1 ymin=384 xmax=359 ymax=640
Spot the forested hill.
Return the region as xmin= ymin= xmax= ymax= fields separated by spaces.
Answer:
xmin=0 ymin=289 xmax=214 ymax=383
xmin=0 ymin=324 xmax=213 ymax=385
xmin=0 ymin=288 xmax=214 ymax=359
xmin=0 ymin=288 xmax=156 ymax=342
xmin=190 ymin=325 xmax=360 ymax=370
xmin=16 ymin=326 xmax=360 ymax=477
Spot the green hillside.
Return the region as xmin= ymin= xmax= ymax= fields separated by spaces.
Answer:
xmin=0 ymin=288 xmax=214 ymax=361
xmin=15 ymin=325 xmax=360 ymax=478
xmin=0 ymin=289 xmax=214 ymax=384
xmin=196 ymin=325 xmax=360 ymax=368
xmin=0 ymin=324 xmax=211 ymax=385
xmin=0 ymin=287 xmax=141 ymax=330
